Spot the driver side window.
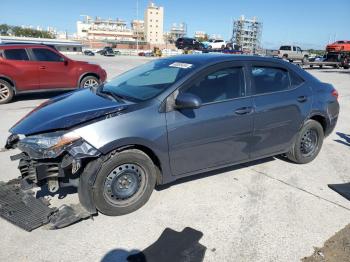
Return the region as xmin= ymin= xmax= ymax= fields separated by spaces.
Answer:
xmin=183 ymin=67 xmax=245 ymax=104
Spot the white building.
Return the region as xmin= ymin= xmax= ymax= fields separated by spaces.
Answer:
xmin=76 ymin=16 xmax=134 ymax=41
xmin=144 ymin=2 xmax=164 ymax=45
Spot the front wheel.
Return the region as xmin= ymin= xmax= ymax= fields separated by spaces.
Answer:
xmin=93 ymin=149 xmax=157 ymax=216
xmin=302 ymin=56 xmax=309 ymax=64
xmin=80 ymin=76 xmax=100 ymax=88
xmin=286 ymin=120 xmax=324 ymax=164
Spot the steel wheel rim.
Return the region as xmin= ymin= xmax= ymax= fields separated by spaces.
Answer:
xmin=300 ymin=129 xmax=318 ymax=157
xmin=103 ymin=163 xmax=147 ymax=207
xmin=83 ymin=79 xmax=99 ymax=88
xmin=0 ymin=83 xmax=10 ymax=101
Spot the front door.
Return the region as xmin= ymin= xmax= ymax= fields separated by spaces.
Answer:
xmin=248 ymin=63 xmax=312 ymax=158
xmin=31 ymin=48 xmax=73 ymax=89
xmin=166 ymin=63 xmax=254 ymax=176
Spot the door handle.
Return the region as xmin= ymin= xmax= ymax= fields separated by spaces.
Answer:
xmin=234 ymin=107 xmax=253 ymax=115
xmin=39 ymin=66 xmax=46 ymax=70
xmin=297 ymin=96 xmax=308 ymax=103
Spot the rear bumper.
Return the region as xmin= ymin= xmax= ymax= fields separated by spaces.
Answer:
xmin=325 ymin=101 xmax=340 ymax=137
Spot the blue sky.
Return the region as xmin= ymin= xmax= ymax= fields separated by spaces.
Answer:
xmin=1 ymin=0 xmax=349 ymax=49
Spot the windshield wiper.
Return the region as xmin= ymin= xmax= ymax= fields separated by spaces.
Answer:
xmin=100 ymin=89 xmax=126 ymax=103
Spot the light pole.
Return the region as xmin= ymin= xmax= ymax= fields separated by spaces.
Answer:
xmin=136 ymin=0 xmax=139 ymax=52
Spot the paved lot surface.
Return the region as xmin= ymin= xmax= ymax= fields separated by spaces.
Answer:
xmin=0 ymin=55 xmax=349 ymax=262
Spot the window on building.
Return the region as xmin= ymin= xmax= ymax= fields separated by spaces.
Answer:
xmin=251 ymin=67 xmax=290 ymax=94
xmin=4 ymin=49 xmax=29 ymax=61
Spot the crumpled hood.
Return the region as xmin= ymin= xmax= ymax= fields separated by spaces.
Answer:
xmin=10 ymin=88 xmax=127 ymax=135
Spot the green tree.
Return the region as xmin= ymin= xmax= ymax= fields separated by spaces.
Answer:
xmin=0 ymin=24 xmax=55 ymax=39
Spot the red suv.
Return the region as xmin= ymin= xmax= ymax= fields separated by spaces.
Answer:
xmin=0 ymin=44 xmax=107 ymax=104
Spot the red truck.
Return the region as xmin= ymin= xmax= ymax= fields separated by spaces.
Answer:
xmin=0 ymin=44 xmax=107 ymax=104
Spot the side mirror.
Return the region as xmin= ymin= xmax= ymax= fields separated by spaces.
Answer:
xmin=175 ymin=93 xmax=202 ymax=110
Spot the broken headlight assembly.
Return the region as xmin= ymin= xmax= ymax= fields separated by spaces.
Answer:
xmin=17 ymin=131 xmax=82 ymax=159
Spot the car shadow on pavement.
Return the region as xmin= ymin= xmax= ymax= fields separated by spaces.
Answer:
xmin=13 ymin=91 xmax=69 ymax=102
xmin=334 ymin=132 xmax=350 ymax=147
xmin=101 ymin=227 xmax=206 ymax=262
xmin=156 ymin=157 xmax=276 ymax=191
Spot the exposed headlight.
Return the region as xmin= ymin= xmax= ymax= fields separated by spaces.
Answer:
xmin=18 ymin=131 xmax=81 ymax=159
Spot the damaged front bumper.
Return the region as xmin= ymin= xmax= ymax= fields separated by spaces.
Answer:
xmin=1 ymin=132 xmax=102 ymax=231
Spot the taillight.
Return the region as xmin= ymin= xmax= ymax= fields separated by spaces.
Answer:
xmin=332 ymin=89 xmax=339 ymax=100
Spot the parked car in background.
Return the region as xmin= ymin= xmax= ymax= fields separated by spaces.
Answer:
xmin=326 ymin=40 xmax=350 ymax=52
xmin=202 ymin=39 xmax=227 ymax=50
xmin=83 ymin=50 xmax=95 ymax=56
xmin=0 ymin=44 xmax=107 ymax=104
xmin=5 ymin=55 xmax=339 ymax=220
xmin=278 ymin=45 xmax=309 ymax=62
xmin=175 ymin=37 xmax=203 ymax=50
xmin=101 ymin=47 xmax=115 ymax=57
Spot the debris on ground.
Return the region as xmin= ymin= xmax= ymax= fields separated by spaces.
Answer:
xmin=302 ymin=223 xmax=350 ymax=262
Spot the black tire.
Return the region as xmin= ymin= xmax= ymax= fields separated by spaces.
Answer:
xmin=93 ymin=149 xmax=157 ymax=216
xmin=80 ymin=76 xmax=100 ymax=88
xmin=0 ymin=79 xmax=14 ymax=104
xmin=302 ymin=56 xmax=309 ymax=64
xmin=286 ymin=120 xmax=324 ymax=164
xmin=282 ymin=54 xmax=288 ymax=60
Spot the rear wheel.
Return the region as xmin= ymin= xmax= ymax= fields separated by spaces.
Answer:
xmin=286 ymin=120 xmax=324 ymax=164
xmin=93 ymin=149 xmax=157 ymax=216
xmin=80 ymin=76 xmax=99 ymax=88
xmin=0 ymin=79 xmax=14 ymax=104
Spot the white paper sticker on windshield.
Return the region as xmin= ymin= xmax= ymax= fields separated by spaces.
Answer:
xmin=169 ymin=62 xmax=193 ymax=69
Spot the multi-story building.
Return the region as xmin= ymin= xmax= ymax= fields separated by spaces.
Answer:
xmin=131 ymin=19 xmax=145 ymax=41
xmin=76 ymin=16 xmax=134 ymax=41
xmin=232 ymin=15 xmax=262 ymax=53
xmin=144 ymin=2 xmax=164 ymax=45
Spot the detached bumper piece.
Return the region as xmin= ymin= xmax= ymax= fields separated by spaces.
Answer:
xmin=0 ymin=181 xmax=92 ymax=231
xmin=0 ymin=182 xmax=54 ymax=231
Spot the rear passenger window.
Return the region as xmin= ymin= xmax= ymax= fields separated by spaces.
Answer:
xmin=289 ymin=70 xmax=304 ymax=87
xmin=251 ymin=67 xmax=290 ymax=94
xmin=280 ymin=46 xmax=291 ymax=51
xmin=4 ymin=49 xmax=29 ymax=61
xmin=32 ymin=48 xmax=63 ymax=62
xmin=184 ymin=67 xmax=245 ymax=104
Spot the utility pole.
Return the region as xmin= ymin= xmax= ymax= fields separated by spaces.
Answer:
xmin=136 ymin=0 xmax=139 ymax=52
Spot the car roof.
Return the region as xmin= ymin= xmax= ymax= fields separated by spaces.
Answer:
xmin=0 ymin=43 xmax=54 ymax=49
xmin=164 ymin=54 xmax=289 ymax=66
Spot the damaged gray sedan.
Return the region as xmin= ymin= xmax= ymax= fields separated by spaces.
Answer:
xmin=3 ymin=54 xmax=339 ymax=230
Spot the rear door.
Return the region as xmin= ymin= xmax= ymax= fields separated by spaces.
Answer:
xmin=2 ymin=48 xmax=39 ymax=91
xmin=166 ymin=62 xmax=254 ymax=176
xmin=248 ymin=62 xmax=312 ymax=158
xmin=30 ymin=48 xmax=74 ymax=89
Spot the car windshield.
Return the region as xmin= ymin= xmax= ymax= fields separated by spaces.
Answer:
xmin=102 ymin=59 xmax=197 ymax=102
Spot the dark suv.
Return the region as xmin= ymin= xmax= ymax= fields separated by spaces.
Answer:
xmin=5 ymin=55 xmax=339 ymax=221
xmin=0 ymin=44 xmax=107 ymax=104
xmin=175 ymin=37 xmax=203 ymax=50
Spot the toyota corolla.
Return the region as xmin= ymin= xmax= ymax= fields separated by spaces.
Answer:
xmin=3 ymin=54 xmax=339 ymax=229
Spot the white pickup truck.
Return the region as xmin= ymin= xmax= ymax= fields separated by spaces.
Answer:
xmin=278 ymin=45 xmax=309 ymax=62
